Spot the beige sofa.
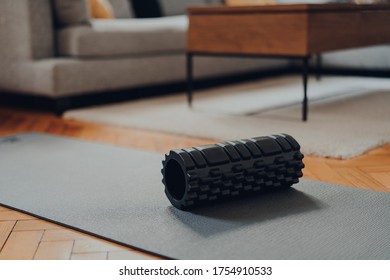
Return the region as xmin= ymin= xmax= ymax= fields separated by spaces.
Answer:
xmin=0 ymin=0 xmax=289 ymax=112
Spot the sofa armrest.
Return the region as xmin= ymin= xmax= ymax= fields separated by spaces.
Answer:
xmin=0 ymin=0 xmax=55 ymax=62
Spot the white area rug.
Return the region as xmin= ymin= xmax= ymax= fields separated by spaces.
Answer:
xmin=65 ymin=75 xmax=390 ymax=159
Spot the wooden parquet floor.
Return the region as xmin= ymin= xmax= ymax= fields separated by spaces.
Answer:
xmin=0 ymin=107 xmax=389 ymax=260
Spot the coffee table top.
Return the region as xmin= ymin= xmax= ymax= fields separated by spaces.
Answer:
xmin=187 ymin=3 xmax=390 ymax=56
xmin=188 ymin=3 xmax=390 ymax=15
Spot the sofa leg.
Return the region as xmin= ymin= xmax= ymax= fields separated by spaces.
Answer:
xmin=54 ymin=98 xmax=72 ymax=116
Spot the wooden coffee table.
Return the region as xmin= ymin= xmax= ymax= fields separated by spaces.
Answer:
xmin=186 ymin=4 xmax=390 ymax=121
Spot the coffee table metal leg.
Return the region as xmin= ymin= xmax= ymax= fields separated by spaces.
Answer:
xmin=316 ymin=54 xmax=322 ymax=81
xmin=187 ymin=53 xmax=193 ymax=107
xmin=302 ymin=56 xmax=310 ymax=122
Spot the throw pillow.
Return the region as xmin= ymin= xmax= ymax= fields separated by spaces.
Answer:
xmin=131 ymin=0 xmax=163 ymax=18
xmin=52 ymin=0 xmax=90 ymax=27
xmin=89 ymin=0 xmax=114 ymax=18
xmin=108 ymin=0 xmax=134 ymax=18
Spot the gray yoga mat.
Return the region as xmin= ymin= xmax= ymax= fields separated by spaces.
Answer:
xmin=0 ymin=133 xmax=389 ymax=259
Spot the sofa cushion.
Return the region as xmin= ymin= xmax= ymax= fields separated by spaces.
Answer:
xmin=108 ymin=0 xmax=134 ymax=18
xmin=57 ymin=15 xmax=188 ymax=57
xmin=0 ymin=0 xmax=56 ymax=61
xmin=53 ymin=0 xmax=90 ymax=27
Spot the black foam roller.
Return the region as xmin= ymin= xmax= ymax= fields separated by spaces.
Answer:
xmin=161 ymin=134 xmax=305 ymax=210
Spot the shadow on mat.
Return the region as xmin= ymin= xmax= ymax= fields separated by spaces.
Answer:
xmin=169 ymin=188 xmax=324 ymax=237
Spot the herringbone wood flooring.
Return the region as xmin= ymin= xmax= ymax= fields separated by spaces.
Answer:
xmin=0 ymin=107 xmax=389 ymax=260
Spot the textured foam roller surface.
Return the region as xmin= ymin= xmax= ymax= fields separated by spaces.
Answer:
xmin=162 ymin=134 xmax=304 ymax=209
xmin=0 ymin=133 xmax=390 ymax=259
